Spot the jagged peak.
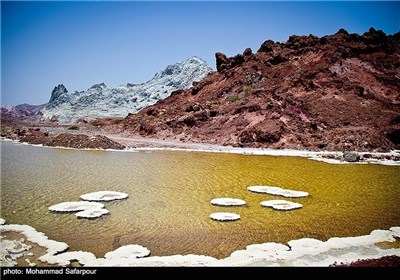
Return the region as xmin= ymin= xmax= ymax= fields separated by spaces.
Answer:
xmin=48 ymin=84 xmax=68 ymax=103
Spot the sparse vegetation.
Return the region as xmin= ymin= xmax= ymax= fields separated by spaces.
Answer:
xmin=228 ymin=89 xmax=248 ymax=103
xmin=67 ymin=125 xmax=80 ymax=130
xmin=112 ymin=119 xmax=122 ymax=125
xmin=243 ymin=86 xmax=252 ymax=95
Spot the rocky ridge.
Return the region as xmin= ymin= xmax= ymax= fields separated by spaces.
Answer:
xmin=39 ymin=57 xmax=212 ymax=124
xmin=117 ymin=28 xmax=400 ymax=152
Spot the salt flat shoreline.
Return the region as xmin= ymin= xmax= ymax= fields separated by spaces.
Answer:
xmin=2 ymin=135 xmax=399 ymax=166
xmin=1 ymin=219 xmax=399 ymax=267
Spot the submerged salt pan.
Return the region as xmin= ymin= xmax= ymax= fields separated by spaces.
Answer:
xmin=75 ymin=208 xmax=109 ymax=219
xmin=248 ymin=186 xmax=309 ymax=198
xmin=105 ymin=245 xmax=150 ymax=259
xmin=80 ymin=191 xmax=128 ymax=202
xmin=210 ymin=198 xmax=246 ymax=206
xmin=49 ymin=201 xmax=105 ymax=212
xmin=49 ymin=201 xmax=107 ymax=219
xmin=260 ymin=200 xmax=303 ymax=211
xmin=210 ymin=212 xmax=240 ymax=221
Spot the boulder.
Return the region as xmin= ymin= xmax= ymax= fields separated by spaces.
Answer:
xmin=258 ymin=39 xmax=275 ymax=53
xmin=239 ymin=120 xmax=283 ymax=144
xmin=243 ymin=48 xmax=253 ymax=57
xmin=215 ymin=52 xmax=231 ymax=72
xmin=343 ymin=151 xmax=360 ymax=162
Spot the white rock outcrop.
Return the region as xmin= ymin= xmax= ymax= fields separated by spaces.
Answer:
xmin=40 ymin=57 xmax=212 ymax=123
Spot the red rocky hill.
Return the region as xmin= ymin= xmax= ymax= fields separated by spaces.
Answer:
xmin=119 ymin=28 xmax=400 ymax=152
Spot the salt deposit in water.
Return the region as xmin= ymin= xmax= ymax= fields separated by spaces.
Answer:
xmin=75 ymin=208 xmax=109 ymax=219
xmin=210 ymin=198 xmax=246 ymax=206
xmin=248 ymin=185 xmax=309 ymax=198
xmin=104 ymin=245 xmax=150 ymax=259
xmin=0 ymin=223 xmax=69 ymax=267
xmin=80 ymin=191 xmax=128 ymax=202
xmin=48 ymin=201 xmax=107 ymax=219
xmin=210 ymin=212 xmax=240 ymax=221
xmin=48 ymin=201 xmax=105 ymax=212
xmin=260 ymin=200 xmax=303 ymax=211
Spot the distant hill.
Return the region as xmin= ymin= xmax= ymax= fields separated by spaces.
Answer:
xmin=0 ymin=103 xmax=45 ymax=121
xmin=119 ymin=28 xmax=400 ymax=152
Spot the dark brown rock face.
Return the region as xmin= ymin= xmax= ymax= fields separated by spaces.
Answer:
xmin=120 ymin=28 xmax=400 ymax=152
xmin=215 ymin=52 xmax=231 ymax=72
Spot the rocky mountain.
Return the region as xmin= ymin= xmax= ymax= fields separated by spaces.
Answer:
xmin=118 ymin=28 xmax=400 ymax=152
xmin=40 ymin=57 xmax=212 ymax=123
xmin=0 ymin=103 xmax=45 ymax=120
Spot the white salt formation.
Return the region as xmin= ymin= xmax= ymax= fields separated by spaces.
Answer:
xmin=80 ymin=191 xmax=128 ymax=202
xmin=247 ymin=186 xmax=309 ymax=198
xmin=49 ymin=201 xmax=105 ymax=212
xmin=25 ymin=258 xmax=37 ymax=267
xmin=260 ymin=200 xmax=303 ymax=211
xmin=216 ymin=226 xmax=400 ymax=266
xmin=1 ymin=222 xmax=400 ymax=266
xmin=210 ymin=212 xmax=240 ymax=221
xmin=0 ymin=218 xmax=5 ymax=225
xmin=0 ymin=223 xmax=68 ymax=267
xmin=49 ymin=201 xmax=107 ymax=219
xmin=75 ymin=208 xmax=109 ymax=219
xmin=40 ymin=251 xmax=97 ymax=266
xmin=0 ymin=239 xmax=32 ymax=266
xmin=210 ymin=198 xmax=246 ymax=206
xmin=104 ymin=245 xmax=150 ymax=260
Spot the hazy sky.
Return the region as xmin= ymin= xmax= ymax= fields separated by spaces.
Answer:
xmin=1 ymin=1 xmax=399 ymax=106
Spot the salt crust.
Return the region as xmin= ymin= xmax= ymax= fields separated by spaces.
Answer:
xmin=1 ymin=221 xmax=399 ymax=267
xmin=248 ymin=186 xmax=309 ymax=198
xmin=48 ymin=201 xmax=108 ymax=219
xmin=80 ymin=191 xmax=128 ymax=202
xmin=210 ymin=198 xmax=246 ymax=206
xmin=210 ymin=212 xmax=241 ymax=221
xmin=260 ymin=200 xmax=303 ymax=210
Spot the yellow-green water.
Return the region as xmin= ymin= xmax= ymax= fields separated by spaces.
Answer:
xmin=1 ymin=141 xmax=399 ymax=259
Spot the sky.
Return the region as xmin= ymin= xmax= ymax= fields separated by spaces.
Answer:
xmin=1 ymin=1 xmax=399 ymax=106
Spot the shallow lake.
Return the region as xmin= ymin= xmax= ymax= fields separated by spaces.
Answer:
xmin=1 ymin=141 xmax=399 ymax=259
